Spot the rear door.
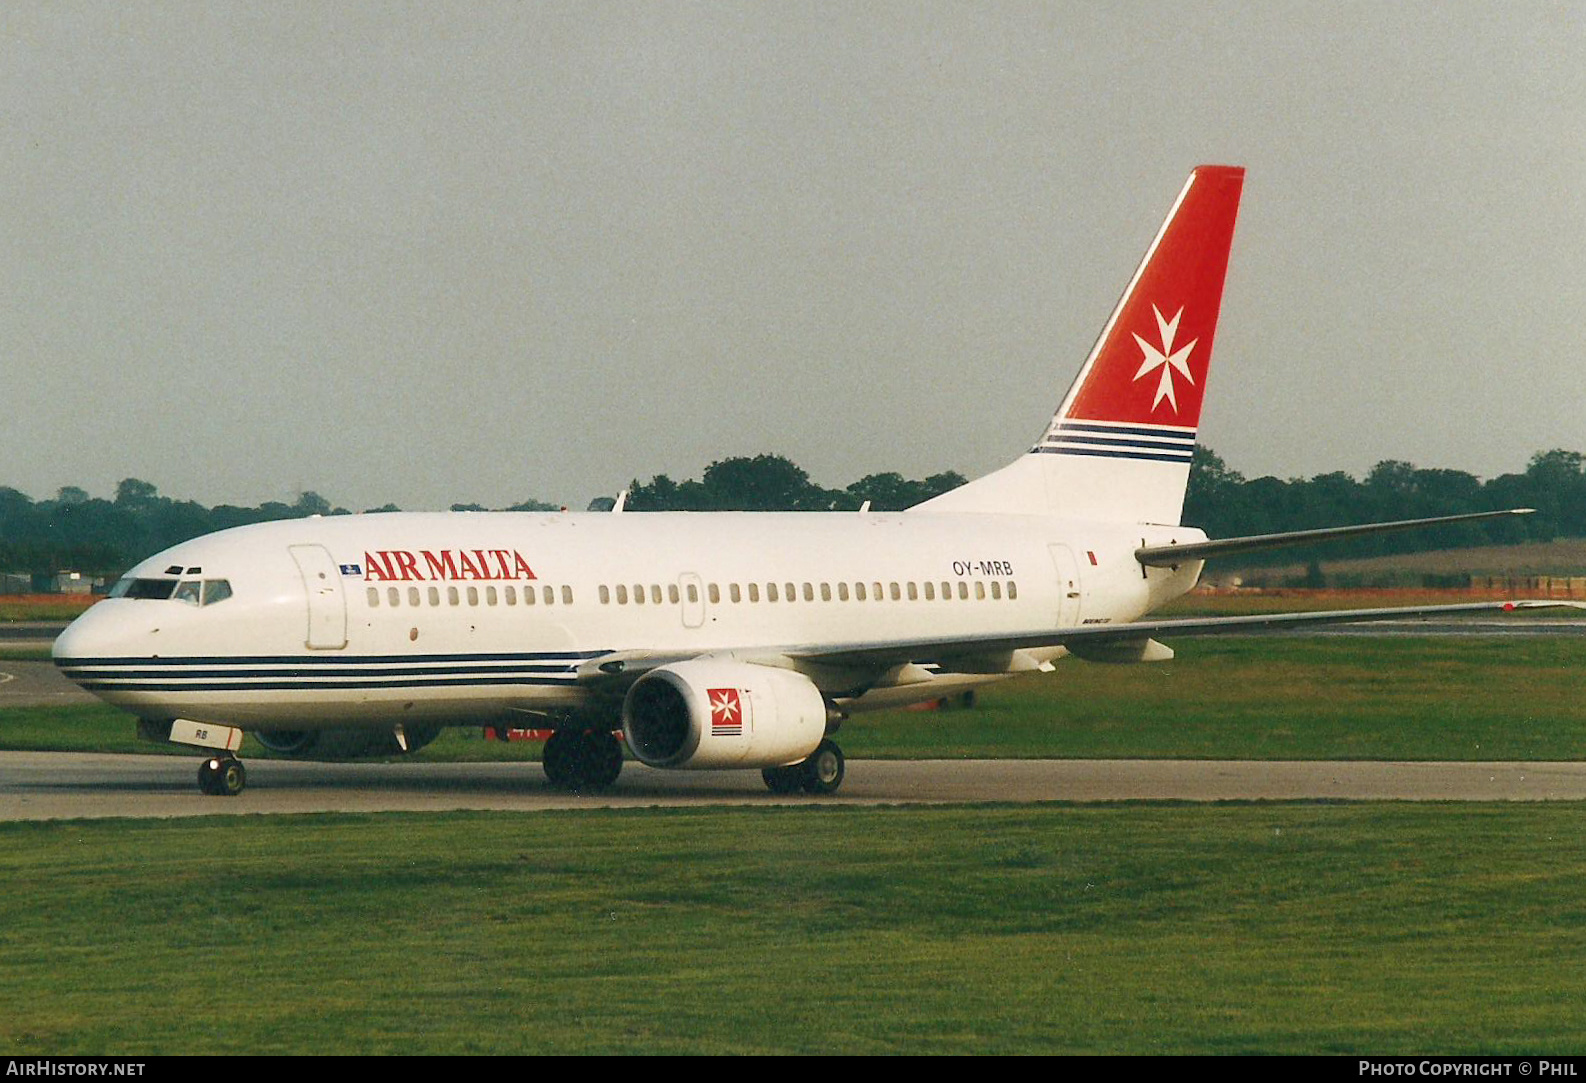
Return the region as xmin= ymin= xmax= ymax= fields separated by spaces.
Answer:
xmin=1047 ymin=544 xmax=1082 ymax=628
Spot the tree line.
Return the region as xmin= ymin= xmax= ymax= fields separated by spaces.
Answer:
xmin=0 ymin=479 xmax=557 ymax=580
xmin=1 ymin=448 xmax=1581 ymax=579
xmin=624 ymin=455 xmax=967 ymax=513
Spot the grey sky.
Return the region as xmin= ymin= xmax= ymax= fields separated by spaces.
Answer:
xmin=5 ymin=2 xmax=1583 ymax=511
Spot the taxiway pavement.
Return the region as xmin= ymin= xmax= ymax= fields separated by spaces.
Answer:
xmin=3 ymin=752 xmax=1586 ymax=821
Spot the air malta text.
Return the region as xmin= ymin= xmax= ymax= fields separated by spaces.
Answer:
xmin=362 ymin=549 xmax=537 ymax=582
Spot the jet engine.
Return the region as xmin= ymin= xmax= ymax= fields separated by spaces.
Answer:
xmin=622 ymin=659 xmax=829 ymax=769
xmin=252 ymin=724 xmax=442 ymax=760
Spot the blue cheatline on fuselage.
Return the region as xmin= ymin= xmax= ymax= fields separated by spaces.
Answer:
xmin=52 ymin=649 xmax=611 ymax=692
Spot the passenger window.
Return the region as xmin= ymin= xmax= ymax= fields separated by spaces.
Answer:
xmin=505 ymin=586 xmax=517 ymax=606
xmin=1007 ymin=581 xmax=1018 ymax=600
xmin=688 ymin=584 xmax=699 ymax=603
xmin=820 ymin=583 xmax=831 ymax=602
xmin=486 ymin=586 xmax=498 ymax=606
xmin=924 ymin=582 xmax=935 ymax=601
xmin=600 ymin=585 xmax=611 ymax=604
xmin=941 ymin=580 xmax=952 ymax=599
xmin=855 ymin=582 xmax=866 ymax=601
xmin=562 ymin=586 xmax=573 ymax=605
xmin=767 ymin=583 xmax=779 ymax=602
xmin=957 ymin=582 xmax=969 ymax=600
xmin=907 ymin=582 xmax=918 ymax=601
xmin=838 ymin=582 xmax=849 ymax=601
xmin=388 ymin=587 xmax=401 ymax=607
xmin=650 ymin=585 xmax=662 ymax=605
xmin=669 ymin=584 xmax=680 ymax=605
xmin=367 ymin=587 xmax=380 ymax=607
xmin=872 ymin=581 xmax=883 ymax=601
xmin=466 ymin=586 xmax=478 ymax=606
xmin=748 ymin=583 xmax=760 ymax=603
xmin=429 ymin=586 xmax=441 ymax=606
xmin=544 ymin=585 xmax=555 ymax=605
xmin=616 ymin=585 xmax=628 ymax=604
xmin=408 ymin=586 xmax=421 ymax=607
xmin=633 ymin=584 xmax=645 ymax=605
xmin=785 ymin=582 xmax=796 ymax=602
xmin=990 ymin=581 xmax=1002 ymax=600
xmin=525 ymin=586 xmax=537 ymax=605
xmin=975 ymin=581 xmax=986 ymax=600
xmin=730 ymin=583 xmax=742 ymax=603
xmin=708 ymin=584 xmax=720 ymax=604
xmin=803 ymin=583 xmax=814 ymax=602
xmin=448 ymin=587 xmax=460 ymax=606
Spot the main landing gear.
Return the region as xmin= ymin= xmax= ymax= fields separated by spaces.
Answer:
xmin=542 ymin=728 xmax=624 ymax=791
xmin=762 ymin=738 xmax=845 ymax=796
xmin=197 ymin=755 xmax=246 ymax=797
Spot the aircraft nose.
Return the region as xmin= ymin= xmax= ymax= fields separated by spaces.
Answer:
xmin=52 ymin=604 xmax=136 ymax=667
xmin=52 ymin=612 xmax=88 ymax=664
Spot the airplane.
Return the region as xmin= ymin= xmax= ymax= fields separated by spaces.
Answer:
xmin=51 ymin=164 xmax=1555 ymax=797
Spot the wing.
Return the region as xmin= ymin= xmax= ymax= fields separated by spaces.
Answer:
xmin=578 ymin=600 xmax=1581 ymax=688
xmin=791 ymin=599 xmax=1578 ymax=668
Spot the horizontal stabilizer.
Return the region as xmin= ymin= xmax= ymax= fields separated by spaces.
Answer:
xmin=1135 ymin=509 xmax=1534 ymax=567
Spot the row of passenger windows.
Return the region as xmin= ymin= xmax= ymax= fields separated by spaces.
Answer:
xmin=366 ymin=578 xmax=1021 ymax=612
xmin=367 ymin=584 xmax=573 ymax=609
xmin=598 ymin=579 xmax=1018 ymax=605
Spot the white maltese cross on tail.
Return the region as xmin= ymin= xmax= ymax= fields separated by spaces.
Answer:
xmin=1132 ymin=304 xmax=1197 ymax=413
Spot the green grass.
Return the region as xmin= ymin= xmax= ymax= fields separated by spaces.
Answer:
xmin=0 ymin=646 xmax=55 ymax=661
xmin=839 ymin=636 xmax=1586 ymax=761
xmin=0 ymin=599 xmax=94 ymax=622
xmin=8 ymin=637 xmax=1586 ymax=761
xmin=1 ymin=804 xmax=1583 ymax=1054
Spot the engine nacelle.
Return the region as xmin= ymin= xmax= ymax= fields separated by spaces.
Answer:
xmin=252 ymin=724 xmax=442 ymax=760
xmin=622 ymin=659 xmax=828 ymax=770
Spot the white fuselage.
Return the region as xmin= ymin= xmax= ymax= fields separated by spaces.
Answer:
xmin=52 ymin=510 xmax=1205 ymax=731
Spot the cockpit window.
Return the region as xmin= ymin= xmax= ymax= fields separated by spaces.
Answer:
xmin=108 ymin=576 xmax=231 ymax=604
xmin=111 ymin=577 xmax=179 ymax=600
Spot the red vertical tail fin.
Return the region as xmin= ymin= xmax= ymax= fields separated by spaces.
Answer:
xmin=1047 ymin=164 xmax=1243 ymax=445
xmin=916 ymin=166 xmax=1244 ymax=523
